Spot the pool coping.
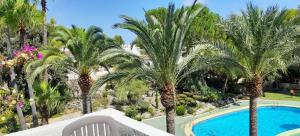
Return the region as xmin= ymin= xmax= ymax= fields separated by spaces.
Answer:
xmin=278 ymin=128 xmax=300 ymax=136
xmin=184 ymin=104 xmax=300 ymax=136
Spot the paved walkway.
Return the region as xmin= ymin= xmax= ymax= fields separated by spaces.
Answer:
xmin=142 ymin=100 xmax=300 ymax=136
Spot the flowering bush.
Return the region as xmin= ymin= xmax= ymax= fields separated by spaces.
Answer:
xmin=1 ymin=44 xmax=43 ymax=68
xmin=0 ymin=89 xmax=20 ymax=133
xmin=0 ymin=109 xmax=17 ymax=133
xmin=0 ymin=89 xmax=24 ymax=110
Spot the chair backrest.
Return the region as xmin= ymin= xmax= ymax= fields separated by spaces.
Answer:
xmin=62 ymin=115 xmax=119 ymax=136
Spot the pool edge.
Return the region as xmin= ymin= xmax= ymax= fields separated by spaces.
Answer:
xmin=277 ymin=128 xmax=300 ymax=136
xmin=184 ymin=104 xmax=300 ymax=136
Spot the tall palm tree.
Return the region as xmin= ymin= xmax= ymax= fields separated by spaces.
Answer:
xmin=91 ymin=2 xmax=208 ymax=134
xmin=26 ymin=25 xmax=107 ymax=114
xmin=40 ymin=0 xmax=47 ymax=46
xmin=220 ymin=3 xmax=299 ymax=136
xmin=31 ymin=0 xmax=48 ymax=45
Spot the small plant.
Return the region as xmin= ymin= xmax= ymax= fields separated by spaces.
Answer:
xmin=0 ymin=89 xmax=22 ymax=133
xmin=183 ymin=92 xmax=193 ymax=97
xmin=185 ymin=97 xmax=197 ymax=107
xmin=100 ymin=97 xmax=109 ymax=108
xmin=176 ymin=105 xmax=186 ymax=116
xmin=197 ymin=83 xmax=221 ymax=102
xmin=147 ymin=107 xmax=155 ymax=116
xmin=33 ymin=81 xmax=63 ymax=124
xmin=102 ymin=91 xmax=108 ymax=98
xmin=192 ymin=95 xmax=202 ymax=100
xmin=115 ymin=80 xmax=150 ymax=104
xmin=134 ymin=115 xmax=143 ymax=121
xmin=137 ymin=100 xmax=150 ymax=113
xmin=187 ymin=107 xmax=196 ymax=114
xmin=0 ymin=110 xmax=18 ymax=133
xmin=124 ymin=106 xmax=138 ymax=118
xmin=177 ymin=92 xmax=197 ymax=107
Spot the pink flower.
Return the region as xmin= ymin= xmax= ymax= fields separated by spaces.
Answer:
xmin=20 ymin=44 xmax=37 ymax=54
xmin=36 ymin=52 xmax=43 ymax=60
xmin=13 ymin=50 xmax=19 ymax=57
xmin=18 ymin=101 xmax=24 ymax=108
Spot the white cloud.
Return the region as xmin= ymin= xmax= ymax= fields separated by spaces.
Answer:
xmin=183 ymin=0 xmax=207 ymax=6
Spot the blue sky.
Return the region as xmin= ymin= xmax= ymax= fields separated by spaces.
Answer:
xmin=47 ymin=0 xmax=299 ymax=44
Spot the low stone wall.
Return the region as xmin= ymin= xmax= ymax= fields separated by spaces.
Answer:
xmin=7 ymin=108 xmax=173 ymax=136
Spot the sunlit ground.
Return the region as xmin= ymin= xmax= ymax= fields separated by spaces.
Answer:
xmin=262 ymin=91 xmax=300 ymax=102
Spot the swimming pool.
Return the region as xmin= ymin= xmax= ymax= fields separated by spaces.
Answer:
xmin=192 ymin=106 xmax=300 ymax=136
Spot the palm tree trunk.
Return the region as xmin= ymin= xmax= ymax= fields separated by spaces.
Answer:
xmin=250 ymin=96 xmax=258 ymax=136
xmin=26 ymin=79 xmax=39 ymax=127
xmin=165 ymin=107 xmax=175 ymax=134
xmin=19 ymin=26 xmax=26 ymax=46
xmin=41 ymin=0 xmax=49 ymax=81
xmin=41 ymin=0 xmax=47 ymax=46
xmin=161 ymin=83 xmax=175 ymax=134
xmin=248 ymin=76 xmax=263 ymax=136
xmin=222 ymin=76 xmax=228 ymax=95
xmin=78 ymin=74 xmax=92 ymax=114
xmin=5 ymin=27 xmax=13 ymax=58
xmin=6 ymin=28 xmax=27 ymax=130
xmin=16 ymin=104 xmax=27 ymax=130
xmin=40 ymin=105 xmax=49 ymax=125
xmin=81 ymin=91 xmax=92 ymax=114
xmin=10 ymin=68 xmax=27 ymax=130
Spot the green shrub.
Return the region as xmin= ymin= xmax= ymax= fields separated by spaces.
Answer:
xmin=125 ymin=106 xmax=138 ymax=118
xmin=102 ymin=91 xmax=108 ymax=98
xmin=192 ymin=95 xmax=202 ymax=100
xmin=0 ymin=110 xmax=18 ymax=133
xmin=22 ymin=100 xmax=31 ymax=114
xmin=147 ymin=107 xmax=155 ymax=116
xmin=115 ymin=80 xmax=150 ymax=104
xmin=183 ymin=92 xmax=193 ymax=97
xmin=187 ymin=107 xmax=196 ymax=114
xmin=196 ymin=83 xmax=221 ymax=102
xmin=99 ymin=96 xmax=109 ymax=108
xmin=177 ymin=93 xmax=197 ymax=107
xmin=178 ymin=100 xmax=186 ymax=106
xmin=204 ymin=90 xmax=220 ymax=102
xmin=184 ymin=97 xmax=197 ymax=107
xmin=134 ymin=115 xmax=143 ymax=121
xmin=137 ymin=101 xmax=150 ymax=113
xmin=176 ymin=105 xmax=186 ymax=116
xmin=177 ymin=94 xmax=187 ymax=98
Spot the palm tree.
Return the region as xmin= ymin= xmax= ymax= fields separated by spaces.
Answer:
xmin=91 ymin=2 xmax=207 ymax=134
xmin=31 ymin=0 xmax=48 ymax=45
xmin=33 ymin=81 xmax=61 ymax=124
xmin=40 ymin=0 xmax=47 ymax=46
xmin=220 ymin=3 xmax=300 ymax=136
xmin=26 ymin=25 xmax=108 ymax=114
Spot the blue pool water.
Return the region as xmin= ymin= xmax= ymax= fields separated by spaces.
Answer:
xmin=192 ymin=106 xmax=300 ymax=136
